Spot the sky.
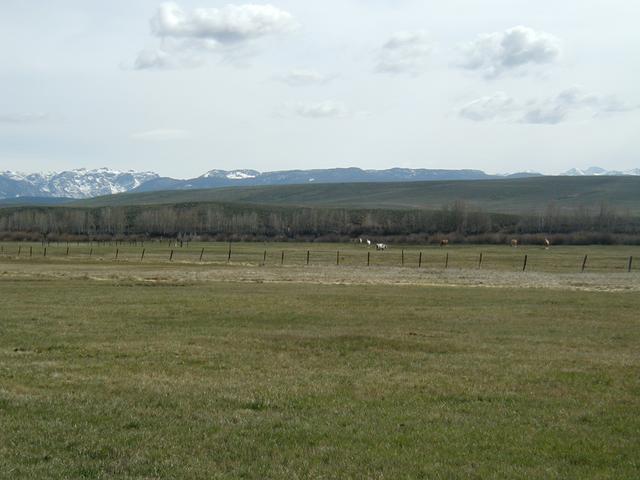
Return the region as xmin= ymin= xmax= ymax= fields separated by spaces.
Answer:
xmin=0 ymin=0 xmax=639 ymax=179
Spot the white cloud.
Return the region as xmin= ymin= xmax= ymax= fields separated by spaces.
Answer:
xmin=459 ymin=87 xmax=637 ymax=124
xmin=458 ymin=26 xmax=561 ymax=77
xmin=151 ymin=2 xmax=297 ymax=43
xmin=134 ymin=3 xmax=297 ymax=70
xmin=0 ymin=113 xmax=48 ymax=124
xmin=375 ymin=31 xmax=432 ymax=75
xmin=458 ymin=92 xmax=517 ymax=122
xmin=130 ymin=129 xmax=192 ymax=141
xmin=277 ymin=69 xmax=332 ymax=87
xmin=294 ymin=101 xmax=349 ymax=119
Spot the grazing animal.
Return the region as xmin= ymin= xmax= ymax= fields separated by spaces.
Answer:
xmin=544 ymin=238 xmax=550 ymax=249
xmin=511 ymin=239 xmax=519 ymax=247
xmin=367 ymin=239 xmax=371 ymax=246
xmin=376 ymin=243 xmax=387 ymax=251
xmin=440 ymin=239 xmax=449 ymax=247
xmin=359 ymin=238 xmax=363 ymax=244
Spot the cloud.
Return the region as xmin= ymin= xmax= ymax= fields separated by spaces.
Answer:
xmin=130 ymin=129 xmax=192 ymax=141
xmin=294 ymin=101 xmax=349 ymax=119
xmin=133 ymin=2 xmax=297 ymax=70
xmin=0 ymin=113 xmax=49 ymax=124
xmin=375 ymin=31 xmax=432 ymax=75
xmin=277 ymin=69 xmax=332 ymax=87
xmin=459 ymin=87 xmax=637 ymax=124
xmin=151 ymin=2 xmax=297 ymax=43
xmin=458 ymin=92 xmax=517 ymax=122
xmin=458 ymin=26 xmax=561 ymax=77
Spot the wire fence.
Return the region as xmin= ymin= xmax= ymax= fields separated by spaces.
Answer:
xmin=0 ymin=241 xmax=638 ymax=274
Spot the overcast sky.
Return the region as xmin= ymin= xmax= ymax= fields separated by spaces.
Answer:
xmin=1 ymin=0 xmax=638 ymax=178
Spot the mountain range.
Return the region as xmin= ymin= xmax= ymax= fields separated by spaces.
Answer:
xmin=0 ymin=166 xmax=638 ymax=200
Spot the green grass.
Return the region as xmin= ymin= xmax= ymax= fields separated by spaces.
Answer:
xmin=1 ymin=241 xmax=639 ymax=273
xmin=72 ymin=176 xmax=640 ymax=215
xmin=1 ymin=276 xmax=639 ymax=478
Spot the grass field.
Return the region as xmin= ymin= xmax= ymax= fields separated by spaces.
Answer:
xmin=72 ymin=176 xmax=640 ymax=215
xmin=1 ymin=241 xmax=639 ymax=274
xmin=1 ymin=244 xmax=639 ymax=478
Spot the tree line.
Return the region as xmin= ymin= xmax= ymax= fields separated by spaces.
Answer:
xmin=0 ymin=201 xmax=638 ymax=244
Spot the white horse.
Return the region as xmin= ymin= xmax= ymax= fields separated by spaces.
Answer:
xmin=376 ymin=243 xmax=387 ymax=251
xmin=367 ymin=239 xmax=371 ymax=246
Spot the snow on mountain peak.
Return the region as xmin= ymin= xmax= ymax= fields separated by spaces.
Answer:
xmin=0 ymin=168 xmax=160 ymax=199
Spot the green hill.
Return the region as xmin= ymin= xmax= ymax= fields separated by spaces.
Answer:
xmin=72 ymin=176 xmax=640 ymax=215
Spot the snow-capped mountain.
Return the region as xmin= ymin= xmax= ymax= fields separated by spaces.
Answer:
xmin=2 ymin=165 xmax=639 ymax=201
xmin=563 ymin=167 xmax=640 ymax=176
xmin=0 ymin=168 xmax=159 ymax=199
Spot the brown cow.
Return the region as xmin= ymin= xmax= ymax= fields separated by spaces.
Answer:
xmin=440 ymin=239 xmax=449 ymax=247
xmin=511 ymin=239 xmax=519 ymax=247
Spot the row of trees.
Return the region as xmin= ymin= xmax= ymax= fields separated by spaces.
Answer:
xmin=0 ymin=201 xmax=638 ymax=243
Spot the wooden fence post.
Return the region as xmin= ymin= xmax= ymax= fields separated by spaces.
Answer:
xmin=337 ymin=251 xmax=340 ymax=266
xmin=18 ymin=246 xmax=21 ymax=256
xmin=418 ymin=252 xmax=422 ymax=268
xmin=30 ymin=246 xmax=33 ymax=257
xmin=479 ymin=252 xmax=483 ymax=268
xmin=523 ymin=254 xmax=528 ymax=272
xmin=401 ymin=249 xmax=404 ymax=266
xmin=263 ymin=250 xmax=267 ymax=265
xmin=445 ymin=253 xmax=449 ymax=269
xmin=43 ymin=247 xmax=47 ymax=257
xmin=629 ymin=256 xmax=634 ymax=273
xmin=89 ymin=248 xmax=93 ymax=257
xmin=227 ymin=245 xmax=232 ymax=263
xmin=306 ymin=250 xmax=310 ymax=265
xmin=199 ymin=248 xmax=204 ymax=262
xmin=367 ymin=251 xmax=370 ymax=267
xmin=169 ymin=250 xmax=173 ymax=261
xmin=115 ymin=249 xmax=119 ymax=260
xmin=581 ymin=254 xmax=588 ymax=273
xmin=141 ymin=249 xmax=146 ymax=261
xmin=281 ymin=250 xmax=284 ymax=265
xmin=66 ymin=246 xmax=69 ymax=256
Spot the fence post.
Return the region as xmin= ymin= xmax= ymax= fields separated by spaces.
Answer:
xmin=263 ymin=250 xmax=267 ymax=265
xmin=522 ymin=254 xmax=528 ymax=272
xmin=306 ymin=250 xmax=310 ymax=265
xmin=89 ymin=248 xmax=93 ymax=257
xmin=169 ymin=250 xmax=173 ymax=261
xmin=281 ymin=250 xmax=284 ymax=265
xmin=581 ymin=254 xmax=588 ymax=273
xmin=337 ymin=251 xmax=340 ymax=266
xmin=367 ymin=251 xmax=370 ymax=267
xmin=44 ymin=247 xmax=47 ymax=257
xmin=479 ymin=252 xmax=483 ymax=268
xmin=629 ymin=256 xmax=634 ymax=273
xmin=66 ymin=246 xmax=69 ymax=256
xmin=115 ymin=249 xmax=119 ymax=260
xmin=445 ymin=253 xmax=449 ymax=269
xmin=419 ymin=252 xmax=422 ymax=268
xmin=401 ymin=249 xmax=404 ymax=266
xmin=141 ymin=249 xmax=146 ymax=261
xmin=199 ymin=248 xmax=204 ymax=262
xmin=227 ymin=245 xmax=232 ymax=263
xmin=18 ymin=246 xmax=21 ymax=256
xmin=30 ymin=246 xmax=33 ymax=257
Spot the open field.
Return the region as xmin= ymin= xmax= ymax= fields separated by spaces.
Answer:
xmin=1 ymin=241 xmax=639 ymax=274
xmin=1 ymin=245 xmax=639 ymax=478
xmin=72 ymin=176 xmax=640 ymax=215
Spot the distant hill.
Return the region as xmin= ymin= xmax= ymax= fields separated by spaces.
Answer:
xmin=74 ymin=176 xmax=640 ymax=215
xmin=0 ymin=197 xmax=75 ymax=207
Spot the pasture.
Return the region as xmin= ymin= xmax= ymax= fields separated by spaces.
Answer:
xmin=1 ymin=243 xmax=639 ymax=478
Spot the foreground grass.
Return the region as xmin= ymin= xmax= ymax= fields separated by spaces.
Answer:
xmin=1 ymin=278 xmax=639 ymax=478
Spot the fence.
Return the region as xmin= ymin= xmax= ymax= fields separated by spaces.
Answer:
xmin=0 ymin=241 xmax=638 ymax=274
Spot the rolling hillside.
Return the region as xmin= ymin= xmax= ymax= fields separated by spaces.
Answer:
xmin=73 ymin=176 xmax=640 ymax=215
